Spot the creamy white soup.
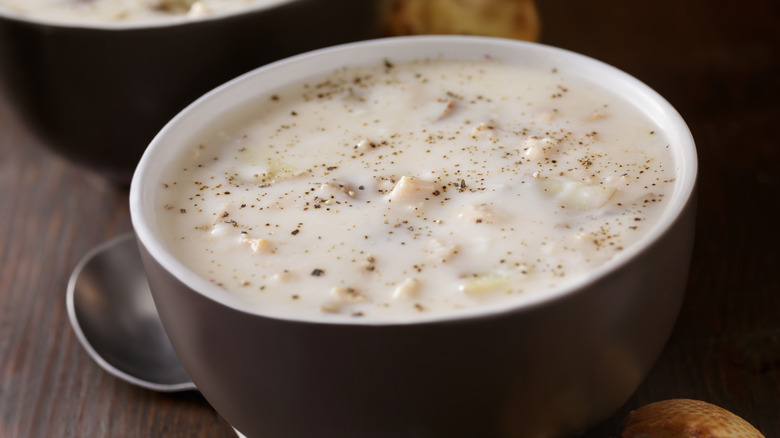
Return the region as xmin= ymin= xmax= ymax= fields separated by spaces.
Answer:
xmin=156 ymin=58 xmax=676 ymax=321
xmin=0 ymin=0 xmax=273 ymax=23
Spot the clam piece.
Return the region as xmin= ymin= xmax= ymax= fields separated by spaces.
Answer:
xmin=386 ymin=176 xmax=435 ymax=203
xmin=393 ymin=277 xmax=420 ymax=300
xmin=148 ymin=0 xmax=197 ymax=14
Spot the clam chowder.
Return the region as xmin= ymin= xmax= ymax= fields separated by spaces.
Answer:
xmin=0 ymin=0 xmax=272 ymax=23
xmin=156 ymin=58 xmax=677 ymax=320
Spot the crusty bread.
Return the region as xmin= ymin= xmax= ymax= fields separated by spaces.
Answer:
xmin=385 ymin=0 xmax=539 ymax=41
xmin=623 ymin=399 xmax=765 ymax=438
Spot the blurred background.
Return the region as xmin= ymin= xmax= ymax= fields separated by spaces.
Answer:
xmin=0 ymin=0 xmax=777 ymax=436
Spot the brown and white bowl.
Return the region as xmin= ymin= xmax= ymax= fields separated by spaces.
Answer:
xmin=130 ymin=35 xmax=698 ymax=438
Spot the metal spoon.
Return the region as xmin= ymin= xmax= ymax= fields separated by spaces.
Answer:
xmin=66 ymin=233 xmax=197 ymax=392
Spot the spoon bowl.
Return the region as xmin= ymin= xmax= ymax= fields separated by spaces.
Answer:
xmin=67 ymin=233 xmax=196 ymax=392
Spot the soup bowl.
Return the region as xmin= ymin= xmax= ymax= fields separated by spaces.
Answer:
xmin=0 ymin=0 xmax=385 ymax=184
xmin=130 ymin=36 xmax=697 ymax=438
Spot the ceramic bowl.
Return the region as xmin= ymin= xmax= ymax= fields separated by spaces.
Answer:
xmin=130 ymin=36 xmax=697 ymax=438
xmin=0 ymin=0 xmax=386 ymax=184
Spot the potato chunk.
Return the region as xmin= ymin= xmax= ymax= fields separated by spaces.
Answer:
xmin=238 ymin=234 xmax=272 ymax=254
xmin=458 ymin=273 xmax=512 ymax=296
xmin=538 ymin=178 xmax=616 ymax=210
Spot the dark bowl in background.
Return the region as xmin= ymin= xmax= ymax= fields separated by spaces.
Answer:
xmin=0 ymin=0 xmax=387 ymax=184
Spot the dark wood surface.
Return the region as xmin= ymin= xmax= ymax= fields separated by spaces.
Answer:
xmin=1 ymin=1 xmax=777 ymax=436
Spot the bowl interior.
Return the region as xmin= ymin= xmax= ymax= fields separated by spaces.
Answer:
xmin=130 ymin=35 xmax=698 ymax=324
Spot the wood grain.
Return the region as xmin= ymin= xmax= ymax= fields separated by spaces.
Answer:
xmin=0 ymin=1 xmax=777 ymax=437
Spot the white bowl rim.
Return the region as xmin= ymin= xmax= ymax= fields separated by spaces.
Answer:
xmin=130 ymin=35 xmax=698 ymax=326
xmin=0 ymin=0 xmax=298 ymax=30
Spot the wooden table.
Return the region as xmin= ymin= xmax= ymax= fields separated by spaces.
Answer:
xmin=1 ymin=1 xmax=777 ymax=436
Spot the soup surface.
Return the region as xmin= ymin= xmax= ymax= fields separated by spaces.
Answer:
xmin=0 ymin=0 xmax=272 ymax=23
xmin=156 ymin=57 xmax=677 ymax=321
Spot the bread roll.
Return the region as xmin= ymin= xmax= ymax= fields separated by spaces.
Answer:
xmin=623 ymin=399 xmax=765 ymax=438
xmin=385 ymin=0 xmax=539 ymax=41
